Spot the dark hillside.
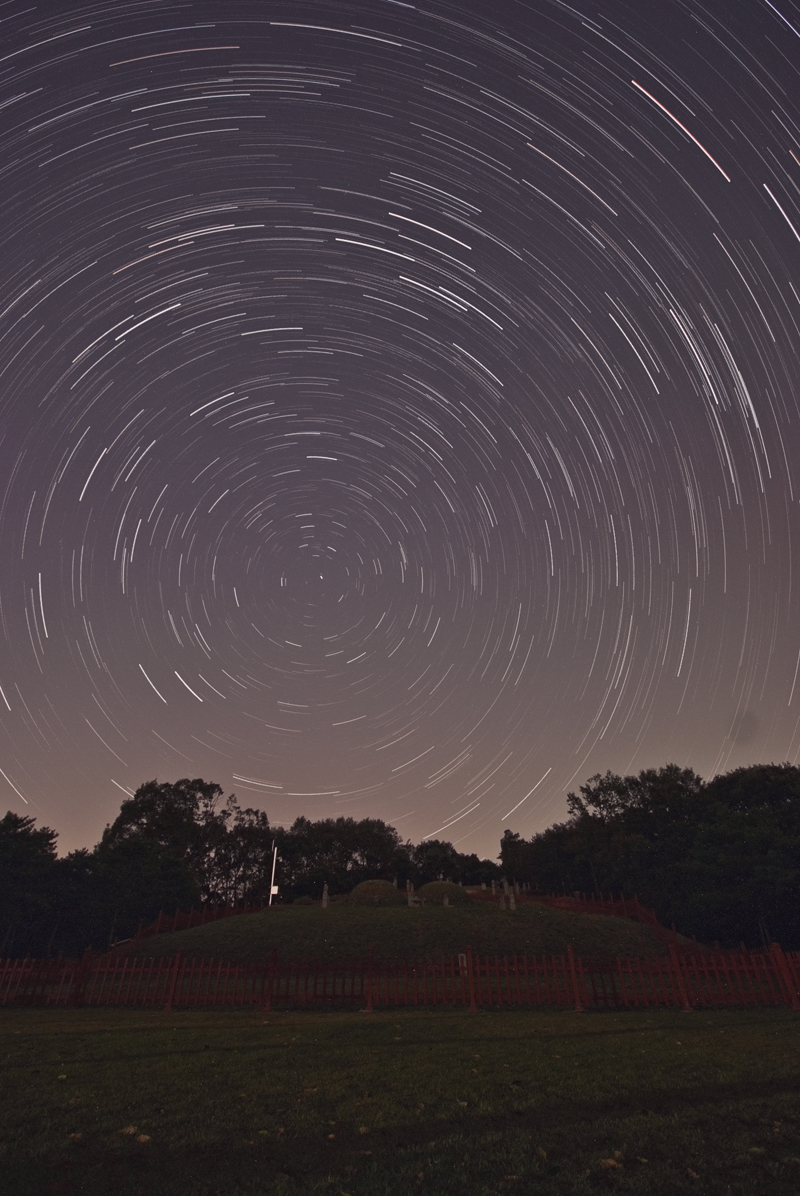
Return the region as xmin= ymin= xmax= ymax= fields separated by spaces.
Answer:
xmin=122 ymin=899 xmax=692 ymax=963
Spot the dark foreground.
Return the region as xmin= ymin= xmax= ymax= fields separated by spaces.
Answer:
xmin=1 ymin=1006 xmax=799 ymax=1195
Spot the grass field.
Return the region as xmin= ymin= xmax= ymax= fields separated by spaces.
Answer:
xmin=2 ymin=1004 xmax=799 ymax=1195
xmin=124 ymin=900 xmax=688 ymax=964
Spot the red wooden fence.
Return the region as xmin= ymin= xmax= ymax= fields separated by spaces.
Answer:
xmin=2 ymin=944 xmax=798 ymax=1012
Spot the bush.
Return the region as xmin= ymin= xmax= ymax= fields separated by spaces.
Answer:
xmin=293 ymin=895 xmax=315 ymax=906
xmin=348 ymin=880 xmax=406 ymax=906
xmin=416 ymin=881 xmax=473 ymax=906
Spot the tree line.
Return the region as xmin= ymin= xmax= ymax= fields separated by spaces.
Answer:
xmin=500 ymin=762 xmax=800 ymax=950
xmin=0 ymin=778 xmax=501 ymax=956
xmin=4 ymin=761 xmax=799 ymax=957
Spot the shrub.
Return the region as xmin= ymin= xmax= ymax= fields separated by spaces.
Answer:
xmin=348 ymin=879 xmax=406 ymax=906
xmin=293 ymin=895 xmax=315 ymax=906
xmin=416 ymin=881 xmax=473 ymax=906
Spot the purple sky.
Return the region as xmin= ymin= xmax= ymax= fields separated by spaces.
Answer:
xmin=2 ymin=0 xmax=800 ymax=857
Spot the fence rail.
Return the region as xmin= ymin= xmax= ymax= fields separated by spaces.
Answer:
xmin=2 ymin=944 xmax=798 ymax=1012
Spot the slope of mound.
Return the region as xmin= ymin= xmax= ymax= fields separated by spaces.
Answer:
xmin=121 ymin=900 xmax=688 ymax=963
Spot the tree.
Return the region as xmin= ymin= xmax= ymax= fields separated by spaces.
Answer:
xmin=1 ymin=781 xmax=506 ymax=952
xmin=409 ymin=839 xmax=501 ymax=886
xmin=679 ymin=764 xmax=800 ymax=947
xmin=53 ymin=838 xmax=199 ymax=955
xmin=101 ymin=778 xmax=235 ymax=900
xmin=409 ymin=839 xmax=461 ymax=885
xmin=566 ymin=764 xmax=704 ymax=826
xmin=450 ymin=850 xmax=503 ymax=886
xmin=499 ymin=830 xmax=529 ymax=882
xmin=502 ymin=762 xmax=800 ymax=947
xmin=501 ymin=820 xmax=589 ymax=894
xmin=207 ymin=804 xmax=274 ymax=905
xmin=102 ymin=777 xmax=227 ymax=856
xmin=0 ymin=812 xmax=59 ymax=956
xmin=277 ymin=816 xmax=410 ymax=898
xmin=563 ymin=765 xmax=707 ymax=908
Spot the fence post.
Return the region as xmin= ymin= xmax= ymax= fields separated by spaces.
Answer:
xmin=669 ymin=943 xmax=692 ymax=1012
xmin=566 ymin=945 xmax=583 ymax=1012
xmin=363 ymin=946 xmax=374 ymax=1012
xmin=69 ymin=947 xmax=93 ymax=1008
xmin=770 ymin=943 xmax=800 ymax=1010
xmin=163 ymin=950 xmax=183 ymax=1012
xmin=466 ymin=945 xmax=477 ymax=1012
xmin=264 ymin=949 xmax=276 ymax=1012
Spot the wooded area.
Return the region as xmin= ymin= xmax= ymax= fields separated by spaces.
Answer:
xmin=500 ymin=763 xmax=800 ymax=950
xmin=3 ymin=761 xmax=799 ymax=956
xmin=0 ymin=778 xmax=500 ymax=955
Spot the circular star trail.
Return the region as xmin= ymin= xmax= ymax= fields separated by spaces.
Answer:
xmin=2 ymin=0 xmax=800 ymax=853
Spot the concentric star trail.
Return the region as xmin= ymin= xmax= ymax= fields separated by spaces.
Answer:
xmin=1 ymin=0 xmax=800 ymax=855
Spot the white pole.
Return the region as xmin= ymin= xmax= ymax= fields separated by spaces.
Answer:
xmin=269 ymin=843 xmax=278 ymax=906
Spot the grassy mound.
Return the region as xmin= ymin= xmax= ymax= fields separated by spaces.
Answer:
xmin=123 ymin=899 xmax=690 ymax=963
xmin=416 ymin=881 xmax=472 ymax=906
xmin=347 ymin=879 xmax=406 ymax=906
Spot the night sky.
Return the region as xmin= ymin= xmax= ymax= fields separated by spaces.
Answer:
xmin=3 ymin=0 xmax=800 ymax=857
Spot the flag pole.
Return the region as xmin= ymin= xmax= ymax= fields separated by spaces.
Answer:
xmin=269 ymin=842 xmax=279 ymax=906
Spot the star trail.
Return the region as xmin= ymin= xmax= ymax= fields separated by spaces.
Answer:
xmin=2 ymin=0 xmax=800 ymax=856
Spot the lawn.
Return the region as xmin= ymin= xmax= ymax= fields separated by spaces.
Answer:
xmin=2 ymin=1005 xmax=799 ymax=1195
xmin=124 ymin=900 xmax=688 ymax=964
